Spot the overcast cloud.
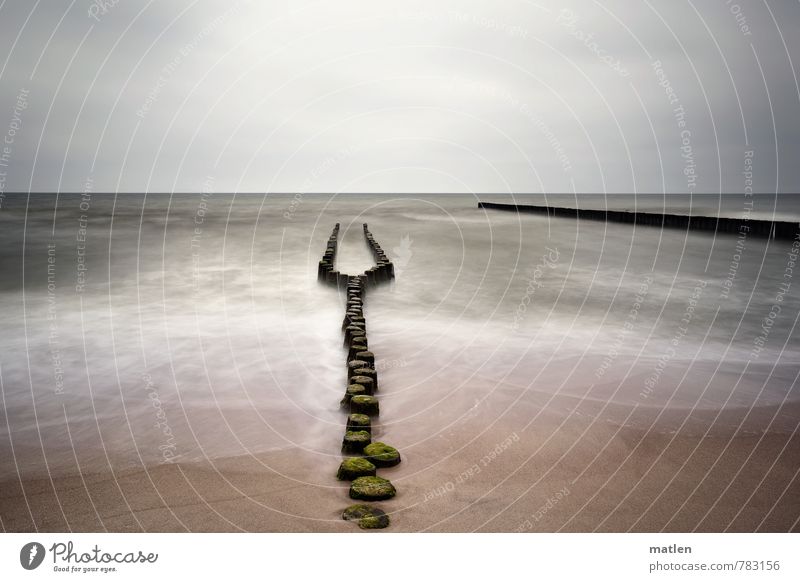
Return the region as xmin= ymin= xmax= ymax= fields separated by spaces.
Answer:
xmin=0 ymin=0 xmax=798 ymax=194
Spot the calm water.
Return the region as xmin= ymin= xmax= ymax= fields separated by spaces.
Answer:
xmin=1 ymin=193 xmax=799 ymax=478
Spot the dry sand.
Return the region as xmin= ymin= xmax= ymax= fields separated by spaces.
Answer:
xmin=2 ymin=396 xmax=798 ymax=532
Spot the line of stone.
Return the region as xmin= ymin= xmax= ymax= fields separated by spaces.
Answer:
xmin=317 ymin=223 xmax=401 ymax=529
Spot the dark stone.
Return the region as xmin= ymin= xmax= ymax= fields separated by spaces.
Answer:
xmin=349 ymin=476 xmax=396 ymax=501
xmin=346 ymin=413 xmax=371 ymax=433
xmin=341 ymin=383 xmax=367 ymax=404
xmin=363 ymin=442 xmax=401 ymax=467
xmin=355 ymin=351 xmax=374 ymax=366
xmin=337 ymin=457 xmax=376 ymax=481
xmin=345 ymin=329 xmax=366 ymax=344
xmin=348 ymin=342 xmax=368 ymax=359
xmin=342 ymin=504 xmax=390 ymax=529
xmin=349 ymin=335 xmax=368 ymax=346
xmin=350 ymin=395 xmax=379 ymax=416
xmin=347 ymin=360 xmax=370 ymax=376
xmin=342 ymin=430 xmax=371 ymax=454
xmin=352 ymin=367 xmax=377 ymax=390
xmin=350 ymin=375 xmax=374 ymax=394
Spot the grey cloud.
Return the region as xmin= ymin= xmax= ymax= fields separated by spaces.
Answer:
xmin=0 ymin=0 xmax=798 ymax=194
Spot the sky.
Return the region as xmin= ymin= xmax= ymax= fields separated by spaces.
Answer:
xmin=0 ymin=0 xmax=798 ymax=194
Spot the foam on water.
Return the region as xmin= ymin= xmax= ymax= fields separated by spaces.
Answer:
xmin=0 ymin=193 xmax=798 ymax=478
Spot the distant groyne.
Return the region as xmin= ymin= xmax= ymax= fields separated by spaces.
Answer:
xmin=477 ymin=202 xmax=799 ymax=240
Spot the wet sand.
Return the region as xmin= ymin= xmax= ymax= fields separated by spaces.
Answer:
xmin=3 ymin=398 xmax=797 ymax=533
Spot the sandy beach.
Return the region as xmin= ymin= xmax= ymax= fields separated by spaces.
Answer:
xmin=3 ymin=396 xmax=797 ymax=533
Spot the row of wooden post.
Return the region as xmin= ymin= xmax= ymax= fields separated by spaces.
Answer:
xmin=477 ymin=201 xmax=799 ymax=240
xmin=317 ymin=224 xmax=399 ymax=525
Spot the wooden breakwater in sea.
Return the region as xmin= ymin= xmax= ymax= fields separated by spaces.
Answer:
xmin=477 ymin=202 xmax=799 ymax=240
xmin=317 ymin=223 xmax=400 ymax=530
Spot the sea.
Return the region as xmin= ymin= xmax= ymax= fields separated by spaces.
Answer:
xmin=1 ymin=192 xmax=798 ymax=478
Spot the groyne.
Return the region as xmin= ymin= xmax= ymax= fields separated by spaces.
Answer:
xmin=317 ymin=223 xmax=400 ymax=529
xmin=477 ymin=202 xmax=799 ymax=240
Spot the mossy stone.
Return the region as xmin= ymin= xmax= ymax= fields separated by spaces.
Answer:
xmin=346 ymin=413 xmax=371 ymax=433
xmin=359 ymin=513 xmax=390 ymax=529
xmin=349 ymin=476 xmax=396 ymax=501
xmin=352 ymin=367 xmax=377 ymax=390
xmin=355 ymin=351 xmax=374 ymax=366
xmin=364 ymin=442 xmax=401 ymax=467
xmin=342 ymin=383 xmax=367 ymax=404
xmin=337 ymin=457 xmax=377 ymax=480
xmin=342 ymin=503 xmax=371 ymax=521
xmin=347 ymin=359 xmax=370 ymax=375
xmin=348 ymin=335 xmax=367 ymax=346
xmin=342 ymin=504 xmax=389 ymax=529
xmin=350 ymin=375 xmax=374 ymax=394
xmin=350 ymin=395 xmax=379 ymax=416
xmin=342 ymin=430 xmax=371 ymax=453
xmin=349 ymin=343 xmax=368 ymax=359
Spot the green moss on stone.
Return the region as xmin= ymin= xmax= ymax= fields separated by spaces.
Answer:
xmin=347 ymin=360 xmax=370 ymax=376
xmin=363 ymin=442 xmax=401 ymax=468
xmin=349 ymin=476 xmax=396 ymax=501
xmin=341 ymin=503 xmax=390 ymax=529
xmin=342 ymin=504 xmax=372 ymax=521
xmin=358 ymin=513 xmax=390 ymax=529
xmin=348 ymin=341 xmax=368 ymax=355
xmin=350 ymin=375 xmax=374 ymax=394
xmin=337 ymin=457 xmax=377 ymax=480
xmin=350 ymin=395 xmax=379 ymax=416
xmin=342 ymin=383 xmax=366 ymax=402
xmin=352 ymin=368 xmax=377 ymax=390
xmin=355 ymin=351 xmax=374 ymax=365
xmin=346 ymin=413 xmax=371 ymax=432
xmin=342 ymin=430 xmax=371 ymax=454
